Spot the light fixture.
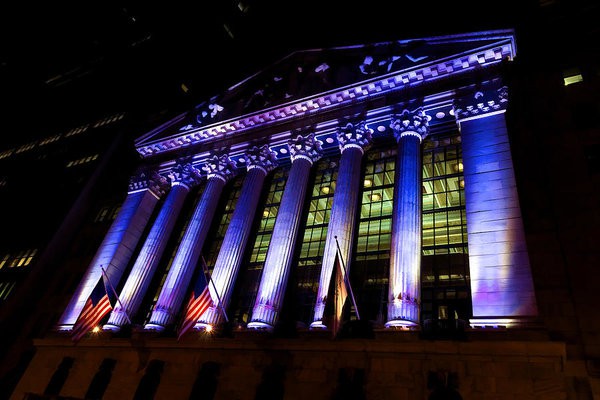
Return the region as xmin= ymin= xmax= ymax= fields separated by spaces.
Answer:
xmin=364 ymin=179 xmax=372 ymax=187
xmin=321 ymin=186 xmax=330 ymax=194
xmin=371 ymin=193 xmax=381 ymax=202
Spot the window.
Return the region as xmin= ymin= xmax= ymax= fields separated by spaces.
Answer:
xmin=65 ymin=153 xmax=99 ymax=168
xmin=0 ymin=281 xmax=16 ymax=300
xmin=421 ymin=134 xmax=471 ymax=324
xmin=94 ymin=204 xmax=121 ymax=223
xmin=293 ymin=157 xmax=338 ymax=325
xmin=563 ymin=68 xmax=583 ymax=86
xmin=0 ymin=249 xmax=38 ymax=270
xmin=352 ymin=147 xmax=396 ymax=324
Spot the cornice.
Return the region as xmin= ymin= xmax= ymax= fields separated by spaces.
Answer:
xmin=135 ymin=40 xmax=514 ymax=159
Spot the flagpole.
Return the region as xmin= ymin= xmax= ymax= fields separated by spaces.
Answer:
xmin=334 ymin=236 xmax=360 ymax=320
xmin=101 ymin=266 xmax=132 ymax=324
xmin=200 ymin=255 xmax=229 ymax=323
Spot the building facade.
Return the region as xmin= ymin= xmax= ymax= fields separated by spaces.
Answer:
xmin=9 ymin=29 xmax=600 ymax=399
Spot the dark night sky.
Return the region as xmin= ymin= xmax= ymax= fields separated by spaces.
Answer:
xmin=0 ymin=1 xmax=588 ymax=145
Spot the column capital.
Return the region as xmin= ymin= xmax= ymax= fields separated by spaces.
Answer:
xmin=168 ymin=162 xmax=202 ymax=189
xmin=390 ymin=108 xmax=430 ymax=143
xmin=244 ymin=144 xmax=278 ymax=174
xmin=337 ymin=120 xmax=372 ymax=154
xmin=202 ymin=153 xmax=237 ymax=183
xmin=288 ymin=132 xmax=323 ymax=164
xmin=453 ymin=86 xmax=508 ymax=121
xmin=128 ymin=170 xmax=170 ymax=198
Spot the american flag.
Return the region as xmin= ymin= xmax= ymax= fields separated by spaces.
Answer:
xmin=331 ymin=250 xmax=349 ymax=338
xmin=177 ymin=267 xmax=213 ymax=340
xmin=71 ymin=272 xmax=117 ymax=342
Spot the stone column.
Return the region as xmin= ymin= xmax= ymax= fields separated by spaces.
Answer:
xmin=57 ymin=171 xmax=169 ymax=330
xmin=198 ymin=145 xmax=278 ymax=327
xmin=454 ymin=86 xmax=538 ymax=328
xmin=386 ymin=108 xmax=429 ymax=328
xmin=144 ymin=154 xmax=236 ymax=331
xmin=104 ymin=162 xmax=202 ymax=331
xmin=248 ymin=133 xmax=323 ymax=330
xmin=310 ymin=121 xmax=372 ymax=328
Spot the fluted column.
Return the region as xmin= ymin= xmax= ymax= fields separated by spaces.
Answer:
xmin=198 ymin=145 xmax=278 ymax=327
xmin=248 ymin=134 xmax=323 ymax=329
xmin=386 ymin=108 xmax=429 ymax=328
xmin=455 ymin=86 xmax=538 ymax=328
xmin=57 ymin=171 xmax=169 ymax=330
xmin=310 ymin=121 xmax=372 ymax=328
xmin=144 ymin=154 xmax=236 ymax=330
xmin=104 ymin=162 xmax=202 ymax=331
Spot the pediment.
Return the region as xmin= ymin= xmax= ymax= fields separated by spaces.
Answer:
xmin=135 ymin=29 xmax=516 ymax=159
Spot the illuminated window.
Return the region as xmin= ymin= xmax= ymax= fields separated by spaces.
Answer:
xmin=421 ymin=134 xmax=471 ymax=324
xmin=0 ymin=281 xmax=16 ymax=300
xmin=65 ymin=124 xmax=89 ymax=137
xmin=39 ymin=134 xmax=62 ymax=146
xmin=0 ymin=249 xmax=38 ymax=270
xmin=230 ymin=167 xmax=288 ymax=323
xmin=294 ymin=157 xmax=338 ymax=325
xmin=203 ymin=176 xmax=244 ymax=267
xmin=94 ymin=204 xmax=121 ymax=223
xmin=0 ymin=149 xmax=14 ymax=160
xmin=563 ymin=68 xmax=583 ymax=86
xmin=15 ymin=141 xmax=37 ymax=154
xmin=352 ymin=147 xmax=396 ymax=324
xmin=65 ymin=154 xmax=99 ymax=168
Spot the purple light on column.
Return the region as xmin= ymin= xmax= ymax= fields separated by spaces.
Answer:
xmin=144 ymin=154 xmax=236 ymax=331
xmin=248 ymin=133 xmax=322 ymax=329
xmin=455 ymin=87 xmax=538 ymax=328
xmin=197 ymin=145 xmax=277 ymax=328
xmin=57 ymin=171 xmax=169 ymax=330
xmin=104 ymin=163 xmax=202 ymax=331
xmin=310 ymin=121 xmax=372 ymax=329
xmin=386 ymin=108 xmax=429 ymax=328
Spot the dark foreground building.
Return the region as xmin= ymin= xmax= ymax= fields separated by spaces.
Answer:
xmin=7 ymin=27 xmax=600 ymax=399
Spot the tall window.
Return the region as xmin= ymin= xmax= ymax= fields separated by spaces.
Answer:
xmin=421 ymin=134 xmax=470 ymax=324
xmin=203 ymin=176 xmax=244 ymax=268
xmin=352 ymin=147 xmax=396 ymax=325
xmin=293 ymin=157 xmax=338 ymax=326
xmin=230 ymin=167 xmax=288 ymax=324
